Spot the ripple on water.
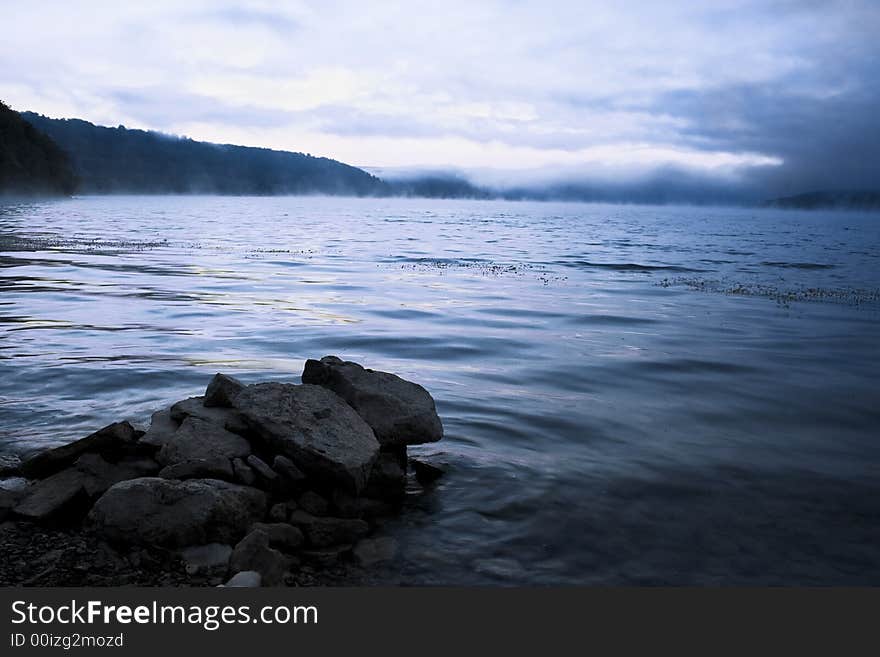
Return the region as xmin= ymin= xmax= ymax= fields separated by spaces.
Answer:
xmin=1 ymin=196 xmax=879 ymax=584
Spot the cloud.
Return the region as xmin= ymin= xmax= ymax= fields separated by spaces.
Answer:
xmin=2 ymin=0 xmax=878 ymax=199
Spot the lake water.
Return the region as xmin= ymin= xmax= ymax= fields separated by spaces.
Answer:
xmin=2 ymin=195 xmax=879 ymax=585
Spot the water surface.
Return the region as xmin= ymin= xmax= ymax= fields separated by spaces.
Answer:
xmin=2 ymin=196 xmax=879 ymax=584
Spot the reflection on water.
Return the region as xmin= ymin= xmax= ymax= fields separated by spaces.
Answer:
xmin=1 ymin=196 xmax=879 ymax=584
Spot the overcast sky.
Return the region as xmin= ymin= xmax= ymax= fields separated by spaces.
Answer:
xmin=3 ymin=1 xmax=878 ymax=194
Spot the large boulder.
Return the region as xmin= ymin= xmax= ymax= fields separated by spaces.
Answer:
xmin=89 ymin=477 xmax=266 ymax=547
xmin=157 ymin=416 xmax=251 ymax=466
xmin=233 ymin=383 xmax=379 ymax=494
xmin=19 ymin=422 xmax=139 ymax=478
xmin=301 ymin=356 xmax=443 ymax=447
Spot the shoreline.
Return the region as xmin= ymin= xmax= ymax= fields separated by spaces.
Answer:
xmin=0 ymin=357 xmax=445 ymax=587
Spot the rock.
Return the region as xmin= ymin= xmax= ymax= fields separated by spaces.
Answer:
xmin=301 ymin=544 xmax=352 ymax=567
xmin=411 ymin=459 xmax=445 ymax=485
xmin=245 ymin=455 xmax=278 ymax=489
xmin=170 ymin=397 xmax=249 ymax=434
xmin=20 ymin=422 xmax=139 ymax=478
xmin=13 ymin=468 xmax=90 ymax=522
xmin=233 ymin=383 xmax=379 ymax=494
xmin=250 ymin=522 xmax=304 ymax=551
xmin=204 ymin=373 xmax=245 ymax=408
xmin=352 ymin=536 xmax=397 ymax=566
xmin=302 ymin=356 xmax=443 ymax=447
xmin=89 ymin=477 xmax=266 ymax=547
xmin=268 ymin=502 xmax=289 ymax=523
xmin=138 ymin=409 xmax=178 ymax=451
xmin=272 ymin=455 xmax=306 ymax=491
xmin=364 ymin=451 xmax=407 ymax=499
xmin=288 ymin=511 xmax=370 ymax=548
xmin=0 ymin=489 xmax=20 ymax=522
xmin=179 ymin=543 xmax=232 ymax=575
xmin=330 ymin=488 xmax=360 ymax=518
xmin=229 ymin=529 xmax=289 ymax=586
xmin=356 ymin=497 xmax=396 ymax=520
xmin=297 ymin=490 xmax=329 ymax=516
xmin=158 ymin=458 xmax=234 ymax=481
xmin=329 ymin=489 xmax=396 ymax=520
xmin=232 ymin=458 xmax=256 ymax=486
xmin=118 ymin=457 xmax=161 ymax=476
xmin=157 ymin=416 xmax=251 ymax=466
xmin=75 ymin=453 xmax=158 ymax=497
xmin=0 ymin=454 xmax=22 ymax=477
xmin=224 ymin=570 xmax=261 ymax=587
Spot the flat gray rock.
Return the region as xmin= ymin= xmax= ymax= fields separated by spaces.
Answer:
xmin=89 ymin=477 xmax=266 ymax=547
xmin=157 ymin=416 xmax=251 ymax=466
xmin=20 ymin=422 xmax=139 ymax=478
xmin=233 ymin=383 xmax=379 ymax=494
xmin=302 ymin=356 xmax=443 ymax=447
xmin=13 ymin=468 xmax=90 ymax=521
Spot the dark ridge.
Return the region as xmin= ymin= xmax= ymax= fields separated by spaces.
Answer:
xmin=0 ymin=101 xmax=77 ymax=196
xmin=20 ymin=112 xmax=387 ymax=197
xmin=762 ymin=190 xmax=880 ymax=211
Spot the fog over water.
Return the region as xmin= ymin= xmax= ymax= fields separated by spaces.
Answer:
xmin=2 ymin=196 xmax=878 ymax=584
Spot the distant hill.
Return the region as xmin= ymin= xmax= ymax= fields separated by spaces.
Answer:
xmin=0 ymin=102 xmax=77 ymax=196
xmin=763 ymin=190 xmax=880 ymax=210
xmin=385 ymin=173 xmax=492 ymax=199
xmin=21 ymin=112 xmax=386 ymax=196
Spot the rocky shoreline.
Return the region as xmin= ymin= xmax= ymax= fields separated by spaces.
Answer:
xmin=0 ymin=356 xmax=445 ymax=587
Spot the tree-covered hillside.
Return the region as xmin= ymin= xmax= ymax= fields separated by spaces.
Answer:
xmin=0 ymin=102 xmax=77 ymax=196
xmin=22 ymin=112 xmax=386 ymax=196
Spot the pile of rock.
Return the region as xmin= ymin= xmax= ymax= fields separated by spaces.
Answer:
xmin=1 ymin=356 xmax=444 ymax=587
